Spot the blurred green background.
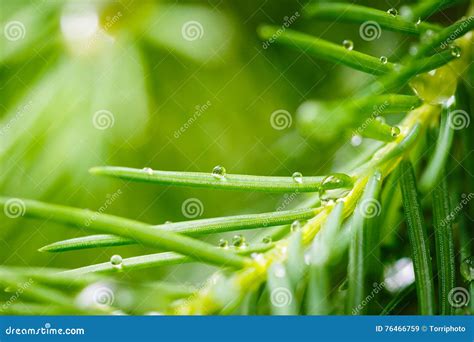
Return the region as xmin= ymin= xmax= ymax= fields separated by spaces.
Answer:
xmin=0 ymin=0 xmax=467 ymax=283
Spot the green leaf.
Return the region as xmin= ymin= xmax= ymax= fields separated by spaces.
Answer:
xmin=305 ymin=3 xmax=441 ymax=34
xmin=419 ymin=100 xmax=455 ymax=192
xmin=415 ymin=15 xmax=474 ymax=57
xmin=369 ymin=122 xmax=422 ymax=169
xmin=380 ymin=283 xmax=416 ymax=315
xmin=63 ymin=243 xmax=273 ymax=275
xmin=267 ymin=262 xmax=298 ymax=315
xmin=398 ymin=160 xmax=435 ymax=315
xmin=39 ymin=207 xmax=319 ymax=252
xmin=258 ymin=26 xmax=396 ymax=75
xmin=90 ymin=166 xmax=323 ymax=192
xmin=0 ymin=197 xmax=249 ymax=269
xmin=0 ymin=269 xmax=73 ymax=307
xmin=307 ymin=201 xmax=344 ymax=315
xmin=359 ymin=49 xmax=456 ymax=96
xmin=286 ymin=229 xmax=304 ymax=288
xmin=432 ymin=176 xmax=456 ymax=315
xmin=346 ymin=170 xmax=383 ymax=315
xmin=410 ymin=0 xmax=466 ymax=20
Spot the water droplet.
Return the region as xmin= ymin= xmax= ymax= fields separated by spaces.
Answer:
xmin=409 ymin=44 xmax=419 ymax=56
xmin=292 ymin=172 xmax=303 ymax=184
xmin=251 ymin=253 xmax=265 ymax=265
xmin=379 ymin=56 xmax=388 ymax=64
xmin=387 ymin=8 xmax=398 ymax=16
xmin=291 ymin=220 xmax=302 ymax=232
xmin=143 ymin=167 xmax=153 ymax=175
xmin=421 ymin=29 xmax=435 ymax=43
xmin=274 ymin=263 xmax=286 ymax=278
xmin=375 ymin=116 xmax=386 ymax=124
xmin=416 ymin=18 xmax=421 ymax=25
xmin=461 ymin=256 xmax=474 ymax=281
xmin=262 ymin=235 xmax=272 ymax=244
xmin=391 ymin=126 xmax=401 ymax=137
xmin=351 ymin=135 xmax=363 ymax=146
xmin=110 ymin=255 xmax=123 ymax=269
xmin=164 ymin=220 xmax=172 ymax=224
xmin=232 ymin=234 xmax=245 ymax=247
xmin=450 ymin=45 xmax=461 ymax=58
xmin=218 ymin=239 xmax=228 ymax=248
xmin=384 ymin=257 xmax=415 ymax=292
xmin=342 ymin=40 xmax=353 ymax=51
xmin=304 ymin=252 xmax=311 ymax=265
xmin=338 ymin=278 xmax=348 ymax=291
xmin=399 ymin=6 xmax=413 ymax=20
xmin=319 ymin=173 xmax=354 ymax=202
xmin=212 ymin=165 xmax=226 ymax=180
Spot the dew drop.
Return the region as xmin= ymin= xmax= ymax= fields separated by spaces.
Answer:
xmin=262 ymin=235 xmax=272 ymax=244
xmin=450 ymin=45 xmax=461 ymax=58
xmin=342 ymin=40 xmax=353 ymax=51
xmin=232 ymin=234 xmax=245 ymax=247
xmin=387 ymin=8 xmax=398 ymax=17
xmin=375 ymin=116 xmax=386 ymax=124
xmin=218 ymin=239 xmax=228 ymax=248
xmin=338 ymin=278 xmax=348 ymax=291
xmin=291 ymin=220 xmax=302 ymax=232
xmin=143 ymin=167 xmax=153 ymax=175
xmin=399 ymin=6 xmax=413 ymax=20
xmin=409 ymin=44 xmax=419 ymax=56
xmin=319 ymin=173 xmax=354 ymax=202
xmin=391 ymin=126 xmax=401 ymax=137
xmin=274 ymin=263 xmax=286 ymax=278
xmin=212 ymin=165 xmax=226 ymax=180
xmin=416 ymin=18 xmax=421 ymax=25
xmin=251 ymin=253 xmax=265 ymax=265
xmin=292 ymin=172 xmax=303 ymax=184
xmin=351 ymin=135 xmax=363 ymax=146
xmin=304 ymin=252 xmax=311 ymax=265
xmin=164 ymin=220 xmax=173 ymax=224
xmin=461 ymin=256 xmax=474 ymax=282
xmin=379 ymin=56 xmax=388 ymax=64
xmin=421 ymin=29 xmax=435 ymax=43
xmin=110 ymin=254 xmax=123 ymax=269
